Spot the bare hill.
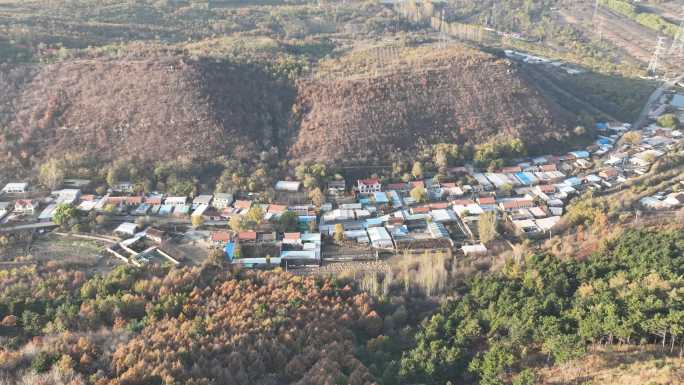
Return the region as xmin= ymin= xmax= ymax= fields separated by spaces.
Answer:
xmin=1 ymin=44 xmax=575 ymax=170
xmin=289 ymin=45 xmax=573 ymax=164
xmin=2 ymin=57 xmax=294 ymax=165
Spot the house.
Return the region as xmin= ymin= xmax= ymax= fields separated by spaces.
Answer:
xmin=500 ymin=199 xmax=535 ymax=211
xmin=462 ymin=244 xmax=488 ymax=256
xmin=210 ymin=231 xmax=232 ymax=245
xmin=267 ymin=204 xmax=287 ymax=216
xmin=193 ymin=195 xmax=213 ymax=206
xmin=598 ymin=167 xmax=619 ymax=180
xmin=165 ymin=196 xmax=187 ymax=206
xmin=501 ymin=166 xmax=522 ymax=173
xmin=238 ymin=231 xmax=257 ymax=242
xmin=535 ymin=216 xmax=561 ymax=232
xmin=374 ymin=192 xmax=390 ymax=205
xmin=567 ymin=151 xmax=590 ymax=160
xmin=512 ymin=219 xmax=541 ymax=235
xmin=192 ymin=204 xmax=209 ymax=218
xmin=52 ymin=189 xmax=81 ymax=205
xmin=357 ymin=178 xmax=382 ymax=194
xmin=367 ymin=227 xmax=393 ymax=249
xmin=62 ymin=179 xmax=91 ymax=189
xmin=671 ymin=94 xmax=684 ymax=109
xmin=38 ymin=204 xmax=58 ymax=221
xmin=282 ymin=232 xmax=301 ymax=245
xmin=234 ymin=200 xmax=252 ymax=210
xmin=0 ymin=202 xmax=11 ymax=219
xmin=13 ymin=199 xmax=37 ymax=214
xmin=275 ymin=181 xmax=302 ymax=192
xmin=145 ymin=195 xmax=163 ymax=205
xmin=328 ymin=180 xmax=346 ymax=194
xmin=1 ymin=183 xmax=28 ymax=194
xmin=213 ymin=193 xmax=234 ymax=209
xmin=631 ymin=149 xmax=665 ymax=168
xmin=111 ymin=182 xmax=134 ymax=193
xmin=114 ymin=222 xmax=138 ymax=236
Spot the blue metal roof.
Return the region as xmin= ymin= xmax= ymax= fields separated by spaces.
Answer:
xmin=515 ymin=172 xmax=532 ymax=186
xmin=570 ymin=151 xmax=590 ymax=159
xmin=224 ymin=242 xmax=235 ymax=261
xmin=374 ymin=192 xmax=389 ymax=204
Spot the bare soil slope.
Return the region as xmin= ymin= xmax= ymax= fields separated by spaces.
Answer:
xmin=2 ymin=44 xmax=574 ymax=169
xmin=3 ymin=57 xmax=295 ymax=164
xmin=289 ymin=45 xmax=572 ymax=163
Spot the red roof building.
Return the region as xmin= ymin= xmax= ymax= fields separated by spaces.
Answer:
xmin=478 ymin=196 xmax=496 ymax=205
xmin=238 ymin=231 xmax=257 ymax=241
xmin=234 ymin=200 xmax=253 ymax=210
xmin=210 ymin=231 xmax=232 ymax=244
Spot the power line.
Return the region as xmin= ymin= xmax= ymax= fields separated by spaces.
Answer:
xmin=647 ymin=36 xmax=667 ymax=77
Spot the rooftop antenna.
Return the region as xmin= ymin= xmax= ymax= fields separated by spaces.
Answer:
xmin=668 ymin=6 xmax=684 ymax=58
xmin=647 ymin=36 xmax=667 ymax=77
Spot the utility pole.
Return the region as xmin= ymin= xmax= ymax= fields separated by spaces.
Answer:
xmin=647 ymin=36 xmax=667 ymax=78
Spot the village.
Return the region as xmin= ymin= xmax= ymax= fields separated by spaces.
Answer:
xmin=0 ymin=91 xmax=682 ymax=272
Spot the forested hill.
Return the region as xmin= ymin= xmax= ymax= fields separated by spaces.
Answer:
xmin=0 ymin=227 xmax=682 ymax=384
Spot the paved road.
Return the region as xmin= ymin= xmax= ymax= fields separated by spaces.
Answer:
xmin=634 ymin=74 xmax=684 ymax=129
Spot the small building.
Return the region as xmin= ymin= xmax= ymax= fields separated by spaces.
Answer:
xmin=52 ymin=189 xmax=81 ymax=205
xmin=165 ymin=196 xmax=187 ymax=206
xmin=275 ymin=181 xmax=302 ymax=192
xmin=462 ymin=244 xmax=487 ymax=257
xmin=326 ymin=180 xmax=345 ymax=195
xmin=192 ymin=204 xmax=209 ymax=218
xmin=62 ymin=179 xmax=91 ymax=189
xmin=145 ymin=195 xmax=164 ymax=205
xmin=598 ymin=167 xmax=619 ymax=181
xmin=234 ymin=200 xmax=252 ymax=210
xmin=38 ymin=204 xmax=58 ymax=222
xmin=500 ymin=199 xmax=535 ymax=211
xmin=238 ymin=231 xmax=257 ymax=242
xmin=367 ymin=226 xmax=393 ymax=249
xmin=0 ymin=202 xmax=11 ymax=219
xmin=193 ymin=195 xmax=213 ymax=206
xmin=115 ymin=222 xmax=138 ymax=236
xmin=357 ymin=178 xmax=382 ymax=194
xmin=13 ymin=199 xmax=37 ymax=214
xmin=213 ymin=193 xmax=234 ymax=209
xmin=210 ymin=231 xmax=232 ymax=245
xmin=1 ymin=183 xmax=28 ymax=194
xmin=567 ymin=151 xmax=590 ymax=160
xmin=111 ymin=182 xmax=134 ymax=193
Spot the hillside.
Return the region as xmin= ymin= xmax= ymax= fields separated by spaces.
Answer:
xmin=289 ymin=45 xmax=573 ymax=164
xmin=1 ymin=44 xmax=574 ymax=171
xmin=0 ymin=57 xmax=294 ymax=166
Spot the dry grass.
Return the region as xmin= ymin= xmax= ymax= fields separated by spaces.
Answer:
xmin=538 ymin=345 xmax=684 ymax=385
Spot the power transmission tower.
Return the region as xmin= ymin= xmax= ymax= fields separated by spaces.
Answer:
xmin=592 ymin=0 xmax=600 ymax=24
xmin=668 ymin=6 xmax=684 ymax=58
xmin=593 ymin=0 xmax=603 ymax=40
xmin=647 ymin=36 xmax=667 ymax=77
xmin=440 ymin=9 xmax=447 ymax=49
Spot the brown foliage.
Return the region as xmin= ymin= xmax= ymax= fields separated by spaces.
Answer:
xmin=103 ymin=270 xmax=377 ymax=385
